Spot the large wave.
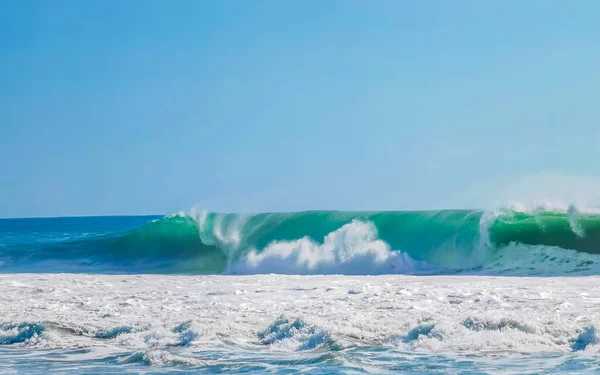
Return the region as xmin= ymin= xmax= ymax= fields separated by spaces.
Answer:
xmin=3 ymin=207 xmax=600 ymax=275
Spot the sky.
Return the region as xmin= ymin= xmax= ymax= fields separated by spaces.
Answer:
xmin=1 ymin=0 xmax=600 ymax=217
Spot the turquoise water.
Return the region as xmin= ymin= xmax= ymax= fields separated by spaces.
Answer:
xmin=2 ymin=211 xmax=600 ymax=374
xmin=3 ymin=209 xmax=600 ymax=275
xmin=2 ymin=348 xmax=599 ymax=374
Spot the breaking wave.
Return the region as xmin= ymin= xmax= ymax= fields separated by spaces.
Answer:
xmin=4 ymin=206 xmax=600 ymax=275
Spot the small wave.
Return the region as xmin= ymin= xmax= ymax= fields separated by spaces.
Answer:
xmin=0 ymin=322 xmax=45 ymax=345
xmin=387 ymin=323 xmax=443 ymax=346
xmin=259 ymin=316 xmax=339 ymax=352
xmin=570 ymin=326 xmax=599 ymax=351
xmin=95 ymin=326 xmax=135 ymax=339
xmin=401 ymin=323 xmax=442 ymax=343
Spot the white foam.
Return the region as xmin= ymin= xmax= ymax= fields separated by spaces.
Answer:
xmin=1 ymin=274 xmax=599 ymax=358
xmin=479 ymin=243 xmax=600 ymax=276
xmin=232 ymin=221 xmax=429 ymax=275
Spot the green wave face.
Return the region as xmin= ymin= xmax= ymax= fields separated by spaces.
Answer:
xmin=489 ymin=211 xmax=600 ymax=253
xmin=3 ymin=209 xmax=600 ymax=275
xmin=196 ymin=210 xmax=485 ymax=269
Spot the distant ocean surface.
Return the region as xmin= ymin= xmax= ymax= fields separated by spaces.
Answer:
xmin=2 ymin=209 xmax=600 ymax=374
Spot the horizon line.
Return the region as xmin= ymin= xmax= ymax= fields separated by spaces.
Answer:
xmin=0 ymin=208 xmax=487 ymax=220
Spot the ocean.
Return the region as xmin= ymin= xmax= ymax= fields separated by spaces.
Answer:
xmin=2 ymin=209 xmax=600 ymax=374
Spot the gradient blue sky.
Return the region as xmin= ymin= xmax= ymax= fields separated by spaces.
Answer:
xmin=2 ymin=1 xmax=599 ymax=217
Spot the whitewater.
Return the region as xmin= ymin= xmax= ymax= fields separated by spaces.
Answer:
xmin=3 ymin=207 xmax=600 ymax=373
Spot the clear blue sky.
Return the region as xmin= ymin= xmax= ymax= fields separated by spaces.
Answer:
xmin=1 ymin=1 xmax=599 ymax=217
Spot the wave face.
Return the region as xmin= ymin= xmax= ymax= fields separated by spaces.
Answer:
xmin=3 ymin=208 xmax=600 ymax=275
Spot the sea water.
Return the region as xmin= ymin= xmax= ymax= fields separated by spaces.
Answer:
xmin=2 ymin=211 xmax=600 ymax=374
